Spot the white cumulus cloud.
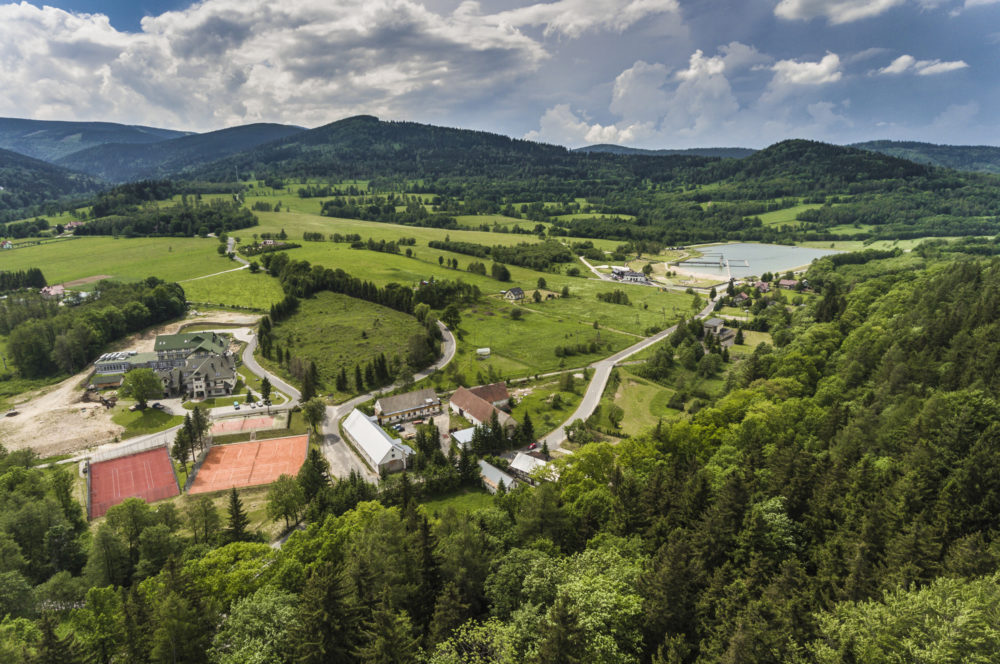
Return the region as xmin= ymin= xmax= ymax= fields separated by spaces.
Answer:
xmin=774 ymin=0 xmax=907 ymax=23
xmin=877 ymin=54 xmax=969 ymax=75
xmin=492 ymin=0 xmax=680 ymax=38
xmin=4 ymin=0 xmax=683 ymax=130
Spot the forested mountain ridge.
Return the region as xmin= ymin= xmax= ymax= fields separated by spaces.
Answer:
xmin=576 ymin=143 xmax=756 ymax=159
xmin=0 ymin=117 xmax=188 ymax=162
xmin=183 ymin=114 xmax=719 ymax=186
xmin=0 ymin=148 xmax=100 ymax=221
xmin=853 ymin=139 xmax=1000 ymax=174
xmin=56 ymin=123 xmax=306 ymax=182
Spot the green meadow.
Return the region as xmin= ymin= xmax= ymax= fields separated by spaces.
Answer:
xmin=257 ymin=291 xmax=427 ymax=399
xmin=1 ymin=236 xmax=227 ymax=284
xmin=182 ymin=268 xmax=286 ymax=310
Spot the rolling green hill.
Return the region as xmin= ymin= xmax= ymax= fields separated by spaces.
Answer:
xmin=852 ymin=140 xmax=1000 ymax=174
xmin=183 ymin=115 xmax=718 ymax=185
xmin=0 ymin=148 xmax=99 ymax=221
xmin=0 ymin=117 xmax=187 ymax=162
xmin=56 ymin=122 xmax=305 ymax=182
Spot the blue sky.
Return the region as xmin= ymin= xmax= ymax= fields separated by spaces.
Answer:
xmin=0 ymin=0 xmax=997 ymax=148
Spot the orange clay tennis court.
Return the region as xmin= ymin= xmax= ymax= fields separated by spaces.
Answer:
xmin=188 ymin=435 xmax=308 ymax=494
xmin=210 ymin=414 xmax=277 ymax=435
xmin=89 ymin=447 xmax=180 ymax=518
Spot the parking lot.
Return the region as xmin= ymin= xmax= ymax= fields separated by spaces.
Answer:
xmin=392 ymin=412 xmax=451 ymax=454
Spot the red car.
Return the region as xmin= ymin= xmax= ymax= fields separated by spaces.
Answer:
xmin=528 ymin=442 xmax=537 ymax=450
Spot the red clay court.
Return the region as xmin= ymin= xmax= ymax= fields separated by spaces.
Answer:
xmin=188 ymin=435 xmax=308 ymax=494
xmin=210 ymin=414 xmax=278 ymax=435
xmin=89 ymin=447 xmax=180 ymax=518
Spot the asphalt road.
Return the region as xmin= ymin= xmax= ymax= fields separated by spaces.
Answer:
xmin=542 ymin=295 xmax=721 ymax=450
xmin=319 ymin=321 xmax=457 ymax=482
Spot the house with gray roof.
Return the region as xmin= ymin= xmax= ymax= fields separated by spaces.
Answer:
xmin=478 ymin=460 xmax=518 ymax=494
xmin=374 ymin=388 xmax=441 ymax=425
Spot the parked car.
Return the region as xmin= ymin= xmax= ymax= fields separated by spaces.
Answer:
xmin=233 ymin=401 xmax=240 ymax=410
xmin=528 ymin=442 xmax=537 ymax=450
xmin=4 ymin=409 xmax=18 ymax=417
xmin=250 ymin=402 xmax=256 ymax=409
xmin=152 ymin=403 xmax=164 ymax=410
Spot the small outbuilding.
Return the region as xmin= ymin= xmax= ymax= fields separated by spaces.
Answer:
xmin=504 ymin=287 xmax=525 ymax=301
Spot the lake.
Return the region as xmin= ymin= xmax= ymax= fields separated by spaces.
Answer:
xmin=675 ymin=243 xmax=839 ymax=279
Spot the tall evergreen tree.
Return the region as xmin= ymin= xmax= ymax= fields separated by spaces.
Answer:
xmin=354 ymin=594 xmax=420 ymax=664
xmin=33 ymin=612 xmax=83 ymax=664
xmin=224 ymin=488 xmax=251 ymax=543
xmin=534 ymin=592 xmax=586 ymax=664
xmin=291 ymin=563 xmax=358 ymax=664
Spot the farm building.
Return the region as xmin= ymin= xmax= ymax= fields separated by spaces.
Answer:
xmin=450 ymin=427 xmax=476 ymax=450
xmin=374 ymin=388 xmax=441 ymax=425
xmin=343 ymin=409 xmax=414 ymax=473
xmin=449 ymin=386 xmax=517 ymax=433
xmin=469 ymin=382 xmax=510 ymax=408
xmin=478 ymin=460 xmax=517 ymax=494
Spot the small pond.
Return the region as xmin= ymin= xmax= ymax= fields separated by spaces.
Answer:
xmin=675 ymin=243 xmax=839 ymax=279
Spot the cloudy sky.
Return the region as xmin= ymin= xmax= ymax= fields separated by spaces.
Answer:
xmin=1 ymin=0 xmax=997 ymax=148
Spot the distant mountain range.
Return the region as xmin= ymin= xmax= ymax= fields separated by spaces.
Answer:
xmin=0 ymin=117 xmax=189 ymax=162
xmin=575 ymin=144 xmax=757 ymax=159
xmin=0 ymin=147 xmax=99 ymax=219
xmin=55 ymin=123 xmax=305 ymax=182
xmin=851 ymin=140 xmax=1000 ymax=175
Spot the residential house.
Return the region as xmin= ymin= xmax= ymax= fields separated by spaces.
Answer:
xmin=735 ymin=292 xmax=750 ymax=303
xmin=0 ymin=240 xmax=13 ymax=250
xmin=374 ymin=388 xmax=441 ymax=425
xmin=478 ymin=460 xmax=518 ymax=494
xmin=469 ymin=382 xmax=510 ymax=408
xmin=619 ymin=270 xmax=647 ymax=282
xmin=778 ymin=279 xmax=799 ymax=289
xmin=703 ymin=318 xmax=726 ymax=336
xmin=343 ymin=409 xmax=414 ymax=473
xmin=40 ymin=285 xmax=65 ymax=299
xmin=449 ymin=386 xmax=517 ymax=432
xmin=504 ymin=287 xmax=525 ymax=301
xmin=754 ymin=281 xmax=771 ymax=292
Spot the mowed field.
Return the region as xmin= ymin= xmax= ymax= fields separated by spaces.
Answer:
xmin=0 ymin=236 xmax=228 ymax=284
xmin=260 ymin=291 xmax=427 ymax=397
xmin=182 ymin=267 xmax=286 ymax=310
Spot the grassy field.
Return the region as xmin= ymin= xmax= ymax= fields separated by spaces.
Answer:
xmin=594 ymin=369 xmax=680 ymax=435
xmin=510 ymin=374 xmax=585 ymax=437
xmin=0 ymin=236 xmax=228 ymax=285
xmin=728 ymin=330 xmax=773 ymax=357
xmin=182 ymin=268 xmax=286 ymax=310
xmin=420 ymin=487 xmax=493 ymax=518
xmin=111 ymin=405 xmax=184 ymax=439
xmin=448 ymin=296 xmax=635 ymax=381
xmin=257 ymin=291 xmax=427 ymax=399
xmin=755 ymin=204 xmax=820 ymax=228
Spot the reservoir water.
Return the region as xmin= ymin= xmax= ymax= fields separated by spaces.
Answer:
xmin=675 ymin=243 xmax=839 ymax=279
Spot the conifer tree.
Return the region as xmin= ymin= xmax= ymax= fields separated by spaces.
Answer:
xmin=224 ymin=488 xmax=250 ymax=543
xmin=292 ymin=563 xmax=358 ymax=664
xmin=34 ymin=612 xmax=83 ymax=664
xmin=354 ymin=594 xmax=420 ymax=664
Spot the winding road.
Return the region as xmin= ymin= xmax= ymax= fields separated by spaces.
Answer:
xmin=542 ymin=294 xmax=720 ymax=451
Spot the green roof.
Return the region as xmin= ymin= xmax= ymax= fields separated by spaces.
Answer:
xmin=128 ymin=352 xmax=159 ymax=365
xmin=154 ymin=332 xmax=227 ymax=355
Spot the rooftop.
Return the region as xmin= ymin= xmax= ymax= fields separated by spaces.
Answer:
xmin=469 ymin=382 xmax=509 ymax=405
xmin=375 ymin=388 xmax=440 ymax=416
xmin=344 ymin=409 xmax=408 ymax=466
xmin=154 ymin=332 xmax=228 ymax=355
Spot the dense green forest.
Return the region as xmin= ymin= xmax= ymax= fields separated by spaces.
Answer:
xmin=2 ymin=278 xmax=187 ymax=377
xmin=0 ymin=148 xmax=99 ymax=222
xmin=4 ymin=248 xmax=1000 ymax=662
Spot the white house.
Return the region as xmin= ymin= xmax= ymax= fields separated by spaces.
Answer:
xmin=450 ymin=427 xmax=476 ymax=450
xmin=343 ymin=409 xmax=413 ymax=473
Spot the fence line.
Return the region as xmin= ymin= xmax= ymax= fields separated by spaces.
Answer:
xmin=89 ymin=427 xmax=178 ymax=464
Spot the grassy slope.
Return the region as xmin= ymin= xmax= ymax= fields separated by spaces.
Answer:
xmin=0 ymin=236 xmax=228 ymax=284
xmin=257 ymin=291 xmax=426 ymax=399
xmin=183 ymin=268 xmax=286 ymax=310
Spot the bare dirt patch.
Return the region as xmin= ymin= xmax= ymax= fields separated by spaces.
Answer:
xmin=0 ymin=310 xmax=259 ymax=456
xmin=59 ymin=274 xmax=112 ymax=288
xmin=0 ymin=369 xmax=123 ymax=457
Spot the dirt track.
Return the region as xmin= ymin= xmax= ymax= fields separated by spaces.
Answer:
xmin=0 ymin=310 xmax=261 ymax=457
